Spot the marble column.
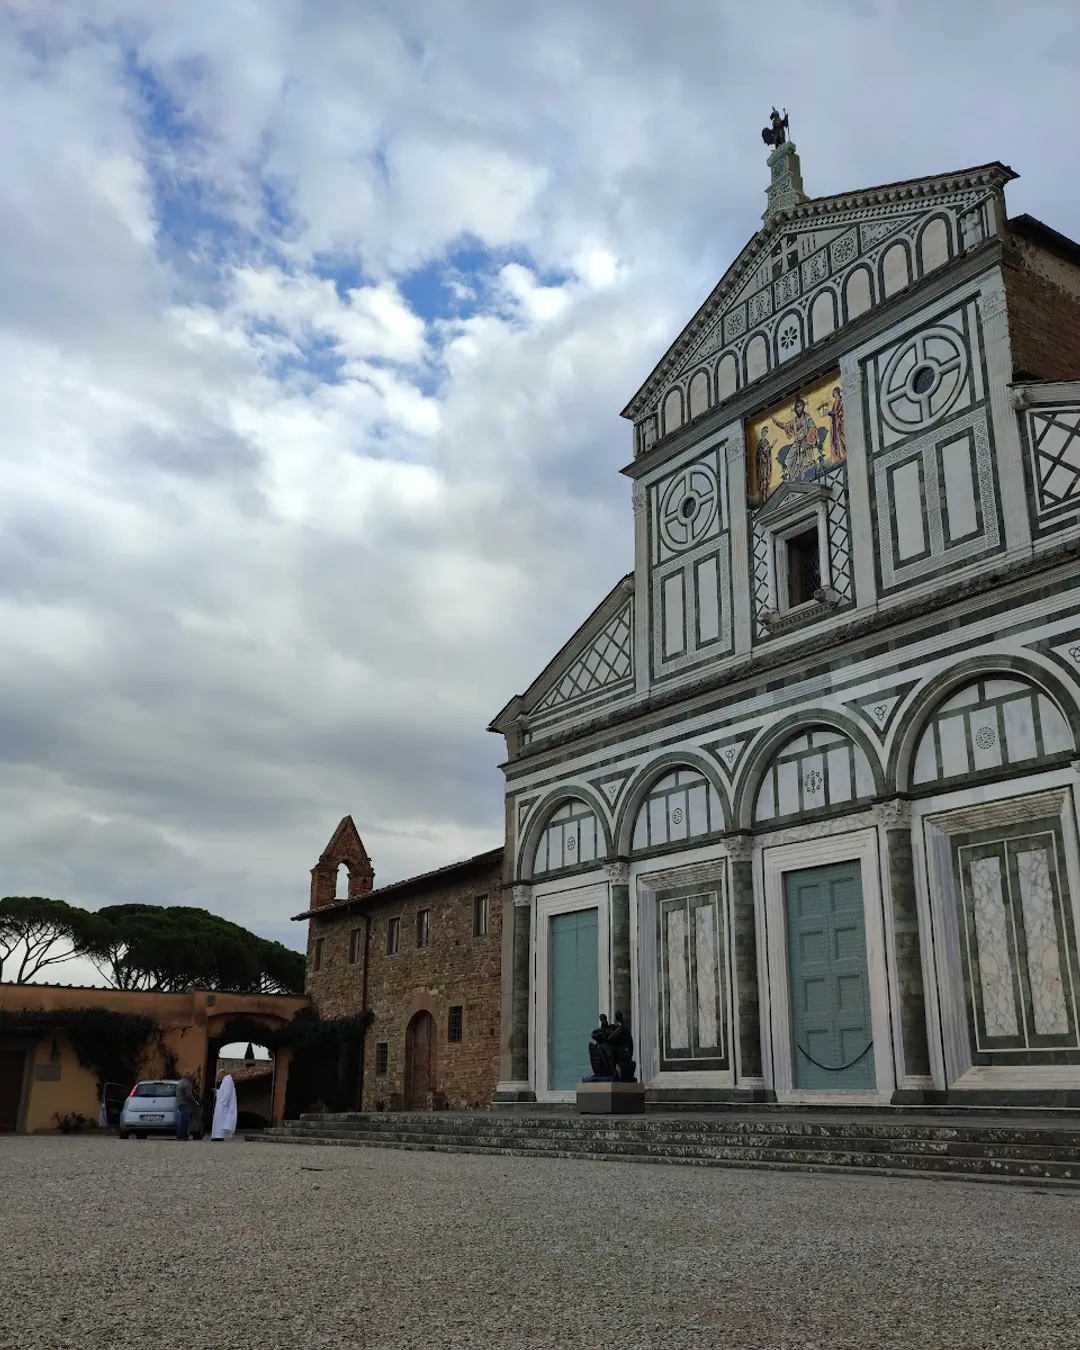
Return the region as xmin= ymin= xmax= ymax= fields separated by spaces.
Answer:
xmin=493 ymin=883 xmax=535 ymax=1102
xmin=604 ymin=861 xmax=632 ymax=1022
xmin=726 ymin=835 xmax=763 ymax=1079
xmin=878 ymin=801 xmax=931 ymax=1080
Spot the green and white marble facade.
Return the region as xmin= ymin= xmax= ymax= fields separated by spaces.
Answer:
xmin=490 ymin=155 xmax=1080 ymax=1109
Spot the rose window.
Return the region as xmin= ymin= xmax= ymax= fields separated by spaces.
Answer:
xmin=659 ymin=464 xmax=719 ymax=552
xmin=879 ymin=325 xmax=968 ymax=433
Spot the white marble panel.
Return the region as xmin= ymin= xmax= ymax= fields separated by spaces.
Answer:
xmin=846 ymin=267 xmax=872 ymax=319
xmin=800 ymin=750 xmax=827 ymax=811
xmin=827 ymin=745 xmax=852 ymax=803
xmin=1039 ymin=695 xmax=1074 ymax=756
xmin=696 ymin=555 xmax=720 ymax=643
xmin=687 ymin=783 xmax=709 ymax=837
xmin=777 ymin=759 xmax=800 ymax=816
xmin=688 ymin=370 xmax=709 ymax=420
xmin=578 ymin=818 xmax=596 ymax=863
xmin=941 ymin=438 xmax=978 ymax=541
xmin=756 ymin=773 xmax=776 ymax=822
xmin=970 ymin=708 xmax=1003 ymax=773
xmin=810 ymin=290 xmax=835 ymax=342
xmin=665 ymin=909 xmax=690 ymax=1049
xmin=920 ymin=218 xmax=950 ymax=272
xmin=938 ymin=713 xmax=970 ymax=778
xmin=663 ymin=387 xmax=683 ymax=435
xmin=891 ymin=458 xmax=927 ymax=560
xmin=882 ymin=242 xmax=910 ymax=298
xmin=1002 ymin=696 xmax=1038 ymax=763
xmin=716 ymin=354 xmax=737 ymax=401
xmin=1016 ymin=847 xmax=1071 ymax=1037
xmin=746 ymin=335 xmax=769 ymax=383
xmin=969 ymin=855 xmax=1019 ymax=1037
xmin=648 ymin=797 xmax=668 ymax=846
xmin=912 ymin=732 xmax=937 ymax=784
xmin=853 ymin=745 xmax=876 ymax=799
xmin=694 ymin=904 xmax=720 ymax=1051
xmin=663 ymin=573 xmax=684 ymax=657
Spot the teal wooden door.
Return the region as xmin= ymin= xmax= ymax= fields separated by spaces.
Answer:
xmin=548 ymin=909 xmax=599 ymax=1091
xmin=785 ymin=862 xmax=876 ymax=1091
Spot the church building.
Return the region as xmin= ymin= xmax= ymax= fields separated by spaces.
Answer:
xmin=489 ymin=119 xmax=1080 ymax=1109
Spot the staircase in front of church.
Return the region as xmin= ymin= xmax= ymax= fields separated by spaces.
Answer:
xmin=249 ymin=1109 xmax=1080 ymax=1187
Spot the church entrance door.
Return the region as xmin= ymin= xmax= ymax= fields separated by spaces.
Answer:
xmin=404 ymin=1011 xmax=436 ymax=1109
xmin=548 ymin=908 xmax=599 ymax=1091
xmin=785 ymin=861 xmax=876 ymax=1091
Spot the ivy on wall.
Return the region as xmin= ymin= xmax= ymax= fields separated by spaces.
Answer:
xmin=0 ymin=1008 xmax=157 ymax=1093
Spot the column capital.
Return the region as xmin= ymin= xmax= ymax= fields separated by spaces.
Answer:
xmin=724 ymin=834 xmax=755 ymax=863
xmin=870 ymin=798 xmax=912 ymax=828
xmin=512 ymin=884 xmax=532 ymax=908
xmin=603 ymin=861 xmax=630 ymax=886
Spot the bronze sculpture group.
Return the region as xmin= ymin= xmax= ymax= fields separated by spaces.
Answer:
xmin=585 ymin=1011 xmax=637 ymax=1084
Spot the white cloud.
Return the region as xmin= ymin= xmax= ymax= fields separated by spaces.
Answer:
xmin=0 ymin=0 xmax=1076 ymax=969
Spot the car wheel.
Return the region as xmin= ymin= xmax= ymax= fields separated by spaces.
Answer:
xmin=118 ymin=1131 xmax=129 ymax=1140
xmin=134 ymin=1132 xmax=148 ymax=1140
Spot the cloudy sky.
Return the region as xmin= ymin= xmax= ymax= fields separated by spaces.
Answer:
xmin=1 ymin=0 xmax=1078 ymax=974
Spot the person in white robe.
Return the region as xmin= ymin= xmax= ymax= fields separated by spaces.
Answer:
xmin=211 ymin=1073 xmax=237 ymax=1140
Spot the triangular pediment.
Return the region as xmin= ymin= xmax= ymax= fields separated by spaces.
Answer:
xmin=846 ymin=682 xmax=919 ymax=742
xmin=527 ymin=577 xmax=635 ymax=720
xmin=752 ymin=480 xmax=828 ymax=528
xmin=319 ymin=815 xmax=370 ymax=866
xmin=623 ymin=161 xmax=1016 ymax=425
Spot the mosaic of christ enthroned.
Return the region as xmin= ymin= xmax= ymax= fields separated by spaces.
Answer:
xmin=746 ymin=369 xmax=845 ymax=507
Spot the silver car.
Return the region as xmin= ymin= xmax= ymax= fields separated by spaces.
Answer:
xmin=118 ymin=1080 xmax=205 ymax=1140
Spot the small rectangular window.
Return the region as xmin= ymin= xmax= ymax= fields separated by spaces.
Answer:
xmin=386 ymin=917 xmax=400 ymax=957
xmin=473 ymin=894 xmax=489 ymax=938
xmin=348 ymin=928 xmax=362 ymax=965
xmin=375 ymin=1042 xmax=389 ymax=1076
xmin=416 ymin=908 xmax=430 ymax=949
xmin=448 ymin=1006 xmax=463 ymax=1043
xmin=785 ymin=527 xmax=821 ymax=608
xmin=312 ymin=937 xmax=325 ymax=972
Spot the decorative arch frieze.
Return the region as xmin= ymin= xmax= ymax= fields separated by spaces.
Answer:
xmin=517 ymin=785 xmax=614 ymax=881
xmin=734 ymin=709 xmax=886 ymax=830
xmin=889 ymin=655 xmax=1080 ymax=793
xmin=615 ymin=751 xmax=730 ymax=856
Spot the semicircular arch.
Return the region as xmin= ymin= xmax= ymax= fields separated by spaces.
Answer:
xmin=735 ymin=710 xmax=886 ymax=830
xmin=889 ymin=654 xmax=1080 ymax=793
xmin=615 ymin=751 xmax=730 ymax=856
xmin=518 ymin=784 xmax=614 ymax=881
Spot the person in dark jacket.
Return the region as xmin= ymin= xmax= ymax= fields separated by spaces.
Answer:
xmin=175 ymin=1074 xmax=197 ymax=1141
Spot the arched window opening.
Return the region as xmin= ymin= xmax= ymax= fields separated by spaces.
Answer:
xmin=911 ymin=678 xmax=1074 ymax=786
xmin=335 ymin=863 xmax=350 ymax=899
xmin=533 ymin=799 xmax=607 ymax=874
xmin=755 ymin=728 xmax=876 ymax=824
xmin=631 ymin=769 xmax=723 ymax=852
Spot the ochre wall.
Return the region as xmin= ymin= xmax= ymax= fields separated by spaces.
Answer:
xmin=0 ymin=984 xmax=308 ymax=1132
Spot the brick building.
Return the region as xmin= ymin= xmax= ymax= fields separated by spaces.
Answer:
xmin=295 ymin=817 xmax=503 ymax=1110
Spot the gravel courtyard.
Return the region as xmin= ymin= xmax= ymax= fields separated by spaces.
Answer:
xmin=2 ymin=1136 xmax=1079 ymax=1350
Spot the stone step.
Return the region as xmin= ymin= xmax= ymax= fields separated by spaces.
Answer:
xmin=248 ymin=1131 xmax=1080 ymax=1187
xmin=273 ymin=1119 xmax=1080 ymax=1160
xmin=257 ymin=1124 xmax=1080 ymax=1172
xmin=291 ymin=1112 xmax=1080 ymax=1148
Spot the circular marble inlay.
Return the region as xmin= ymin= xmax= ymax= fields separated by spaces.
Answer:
xmin=803 ymin=769 xmax=824 ymax=794
xmin=670 ymin=807 xmax=685 ymax=825
xmin=975 ymin=726 xmax=997 ymax=750
xmin=566 ymin=835 xmax=577 ymax=851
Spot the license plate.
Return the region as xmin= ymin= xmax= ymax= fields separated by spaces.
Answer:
xmin=140 ymin=1114 xmax=164 ymax=1121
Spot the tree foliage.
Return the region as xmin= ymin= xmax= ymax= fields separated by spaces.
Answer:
xmin=0 ymin=897 xmax=100 ymax=983
xmin=0 ymin=896 xmax=305 ymax=995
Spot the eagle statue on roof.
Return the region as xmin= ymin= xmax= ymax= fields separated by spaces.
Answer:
xmin=762 ymin=108 xmax=790 ymax=148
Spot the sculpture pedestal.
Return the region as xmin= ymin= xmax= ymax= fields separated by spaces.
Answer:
xmin=575 ymin=1081 xmax=646 ymax=1115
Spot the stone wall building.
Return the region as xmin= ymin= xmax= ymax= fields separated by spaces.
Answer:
xmin=296 ymin=817 xmax=503 ymax=1110
xmin=490 ymin=131 xmax=1080 ymax=1110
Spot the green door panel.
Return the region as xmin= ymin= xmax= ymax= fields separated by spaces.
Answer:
xmin=785 ymin=862 xmax=876 ymax=1091
xmin=548 ymin=908 xmax=599 ymax=1091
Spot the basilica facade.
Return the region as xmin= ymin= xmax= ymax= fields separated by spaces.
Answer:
xmin=489 ymin=135 xmax=1080 ymax=1108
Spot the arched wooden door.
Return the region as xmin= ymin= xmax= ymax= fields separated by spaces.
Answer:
xmin=404 ymin=1011 xmax=436 ymax=1110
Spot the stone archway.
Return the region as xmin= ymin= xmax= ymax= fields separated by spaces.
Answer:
xmin=404 ymin=1010 xmax=436 ymax=1110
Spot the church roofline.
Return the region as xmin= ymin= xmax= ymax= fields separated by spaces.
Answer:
xmin=487 ymin=571 xmax=634 ymax=734
xmin=620 ymin=160 xmax=1017 ymax=423
xmin=291 ymin=846 xmax=504 ymax=921
xmin=1008 ymin=213 xmax=1080 ymax=267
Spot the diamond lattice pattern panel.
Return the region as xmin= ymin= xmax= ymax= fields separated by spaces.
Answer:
xmin=1031 ymin=407 xmax=1080 ymax=520
xmin=534 ymin=601 xmax=633 ymax=712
